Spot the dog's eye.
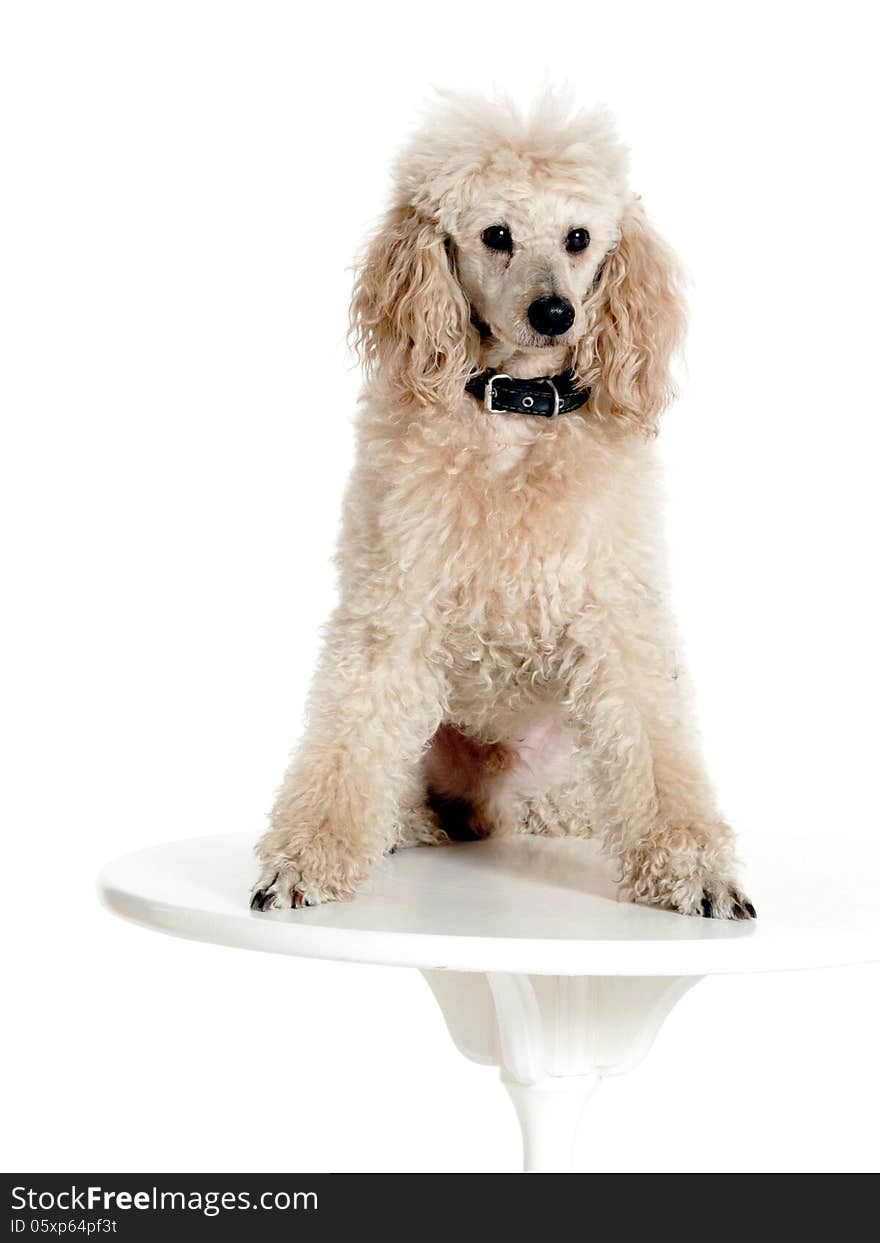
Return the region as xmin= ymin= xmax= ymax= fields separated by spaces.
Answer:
xmin=565 ymin=228 xmax=590 ymax=254
xmin=481 ymin=225 xmax=513 ymax=253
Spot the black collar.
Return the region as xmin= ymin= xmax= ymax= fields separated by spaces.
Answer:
xmin=465 ymin=368 xmax=590 ymax=418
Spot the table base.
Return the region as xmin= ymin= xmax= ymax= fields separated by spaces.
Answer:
xmin=422 ymin=970 xmax=699 ymax=1172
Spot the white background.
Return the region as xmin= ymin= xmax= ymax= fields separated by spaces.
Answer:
xmin=2 ymin=0 xmax=879 ymax=1173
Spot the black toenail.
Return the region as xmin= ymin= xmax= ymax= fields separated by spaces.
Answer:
xmin=732 ymin=902 xmax=745 ymax=919
xmin=250 ymin=891 xmax=264 ymax=910
xmin=303 ymin=898 xmax=315 ymax=907
xmin=745 ymin=902 xmax=757 ymax=918
xmin=701 ymin=897 xmax=714 ymax=918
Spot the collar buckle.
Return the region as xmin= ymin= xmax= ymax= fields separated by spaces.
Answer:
xmin=484 ymin=372 xmax=512 ymax=414
xmin=484 ymin=372 xmax=561 ymax=417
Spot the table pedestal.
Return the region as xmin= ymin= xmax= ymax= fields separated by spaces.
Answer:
xmin=422 ymin=970 xmax=699 ymax=1172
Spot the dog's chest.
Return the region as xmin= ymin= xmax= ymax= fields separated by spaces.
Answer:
xmin=433 ymin=475 xmax=599 ymax=630
xmin=482 ymin=416 xmax=538 ymax=475
xmin=445 ymin=443 xmax=611 ymax=599
xmin=370 ymin=417 xmax=653 ymax=631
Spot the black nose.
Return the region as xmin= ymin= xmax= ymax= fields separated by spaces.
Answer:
xmin=527 ymin=295 xmax=575 ymax=337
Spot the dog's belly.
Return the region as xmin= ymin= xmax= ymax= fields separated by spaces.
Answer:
xmin=422 ymin=711 xmax=574 ymax=839
xmin=426 ymin=578 xmax=586 ymax=835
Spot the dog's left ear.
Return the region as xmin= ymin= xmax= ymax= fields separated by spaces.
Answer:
xmin=575 ymin=198 xmax=686 ymax=435
xmin=350 ymin=204 xmax=478 ymax=410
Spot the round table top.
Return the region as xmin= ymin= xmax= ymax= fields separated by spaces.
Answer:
xmin=97 ymin=832 xmax=880 ymax=977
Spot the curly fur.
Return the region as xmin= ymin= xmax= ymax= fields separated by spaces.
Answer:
xmin=572 ymin=200 xmax=686 ymax=434
xmin=252 ymin=91 xmax=753 ymax=922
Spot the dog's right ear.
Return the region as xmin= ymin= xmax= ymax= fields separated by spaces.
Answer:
xmin=350 ymin=204 xmax=478 ymax=409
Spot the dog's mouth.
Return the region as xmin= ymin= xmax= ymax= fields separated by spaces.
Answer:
xmin=515 ymin=325 xmax=580 ymax=353
xmin=527 ymin=334 xmax=571 ymax=349
xmin=487 ymin=320 xmax=577 ymax=353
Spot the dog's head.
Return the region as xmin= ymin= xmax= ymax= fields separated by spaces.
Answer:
xmin=351 ymin=91 xmax=685 ymax=435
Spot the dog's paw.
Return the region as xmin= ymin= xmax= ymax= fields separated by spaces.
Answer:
xmin=250 ymin=865 xmax=323 ymax=912
xmin=676 ymin=877 xmax=757 ymax=921
xmin=620 ymin=824 xmax=756 ymax=921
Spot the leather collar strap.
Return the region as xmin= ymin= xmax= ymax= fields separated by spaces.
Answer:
xmin=465 ymin=369 xmax=590 ymax=418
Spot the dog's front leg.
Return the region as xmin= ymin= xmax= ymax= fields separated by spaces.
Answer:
xmin=251 ymin=612 xmax=445 ymax=909
xmin=564 ymin=617 xmax=754 ymax=920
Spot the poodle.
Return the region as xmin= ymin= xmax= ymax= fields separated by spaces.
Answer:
xmin=251 ymin=91 xmax=755 ymax=921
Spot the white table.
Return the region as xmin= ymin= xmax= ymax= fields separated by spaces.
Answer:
xmin=98 ymin=832 xmax=880 ymax=1172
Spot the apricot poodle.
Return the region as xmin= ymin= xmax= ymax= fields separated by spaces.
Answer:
xmin=251 ymin=91 xmax=755 ymax=921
